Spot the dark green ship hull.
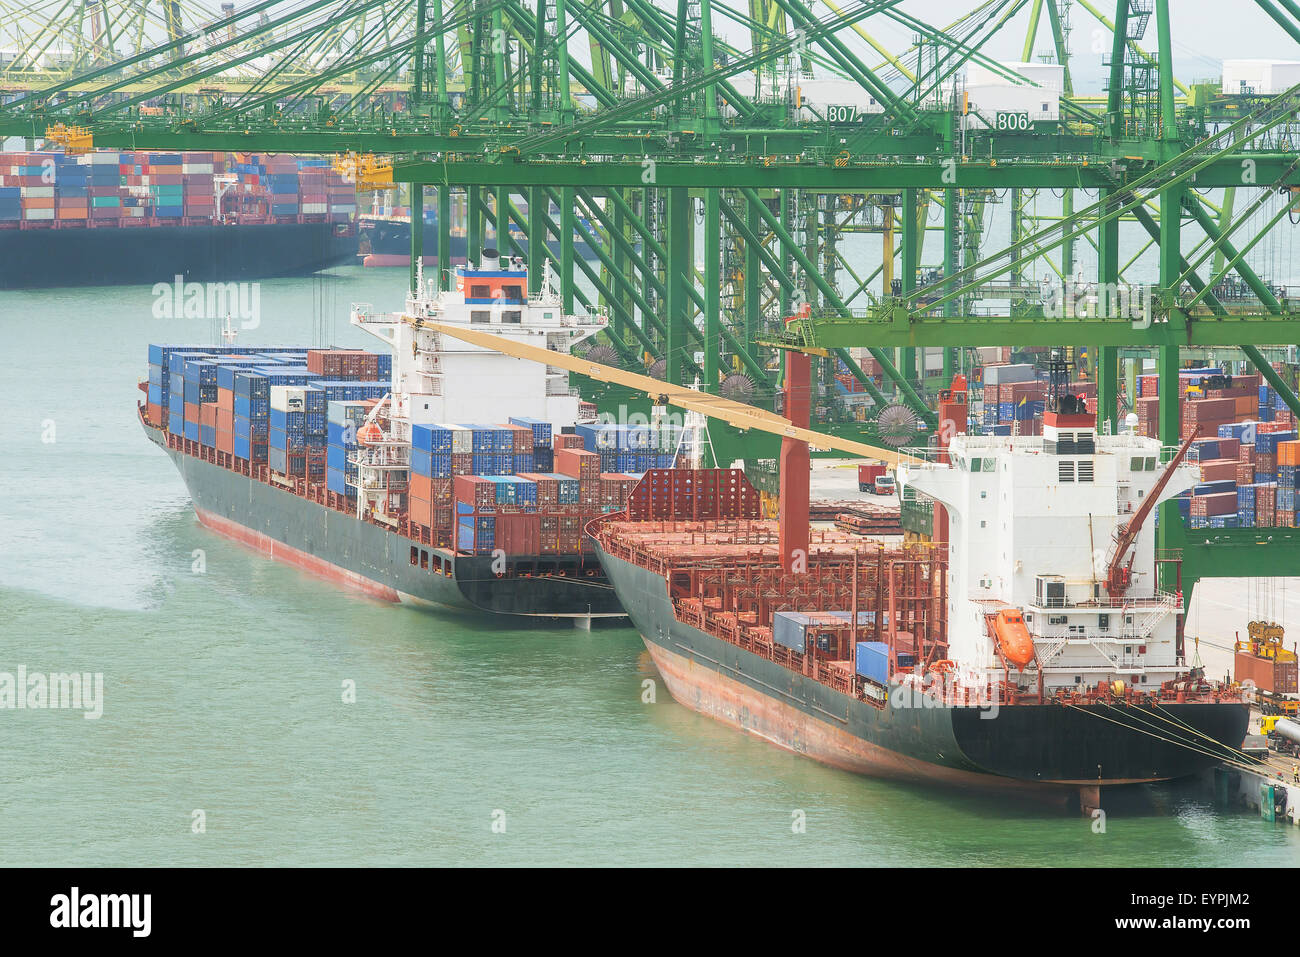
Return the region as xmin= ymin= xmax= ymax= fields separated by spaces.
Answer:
xmin=2 ymin=221 xmax=357 ymax=289
xmin=143 ymin=415 xmax=623 ymax=619
xmin=595 ymin=542 xmax=1250 ymax=797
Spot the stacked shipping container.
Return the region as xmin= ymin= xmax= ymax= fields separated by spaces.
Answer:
xmin=151 ymin=345 xmax=655 ymax=557
xmin=0 ymin=150 xmax=356 ymax=227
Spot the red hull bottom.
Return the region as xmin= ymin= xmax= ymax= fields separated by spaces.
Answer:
xmin=361 ymin=253 xmax=470 ymax=268
xmin=362 ymin=253 xmax=428 ymax=268
xmin=645 ymin=638 xmax=1074 ymax=803
xmin=195 ymin=506 xmax=402 ymax=602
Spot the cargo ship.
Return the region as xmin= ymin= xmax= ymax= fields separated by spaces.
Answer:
xmin=358 ymin=201 xmax=597 ymax=268
xmin=1 ymin=150 xmax=357 ymax=288
xmin=590 ymin=355 xmax=1251 ymax=804
xmin=138 ymin=250 xmax=676 ymax=618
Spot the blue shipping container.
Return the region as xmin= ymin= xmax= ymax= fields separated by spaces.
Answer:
xmin=855 ymin=641 xmax=891 ymax=685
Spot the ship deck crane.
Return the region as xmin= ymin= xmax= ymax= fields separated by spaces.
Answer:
xmin=1104 ymin=425 xmax=1200 ymax=600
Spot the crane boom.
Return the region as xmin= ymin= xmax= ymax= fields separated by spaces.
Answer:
xmin=418 ymin=320 xmax=922 ymax=466
xmin=1105 ymin=426 xmax=1200 ymax=599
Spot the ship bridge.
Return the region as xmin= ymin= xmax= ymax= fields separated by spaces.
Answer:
xmin=350 ymin=253 xmax=608 ymax=429
xmin=900 ymin=432 xmax=1199 ymax=691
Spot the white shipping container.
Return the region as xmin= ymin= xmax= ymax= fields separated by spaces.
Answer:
xmin=449 ymin=424 xmax=472 ymax=454
xmin=23 ymin=208 xmax=53 ymax=220
xmin=86 ymin=153 xmax=119 ymax=165
xmin=271 ymin=385 xmax=307 ymax=412
xmin=301 ymin=203 xmax=327 ymax=214
xmin=20 ymin=185 xmax=54 ymax=197
xmin=984 ymin=363 xmax=1038 ymax=386
xmin=181 ymin=163 xmax=214 ymax=174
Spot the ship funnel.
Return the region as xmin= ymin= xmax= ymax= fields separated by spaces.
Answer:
xmin=480 ymin=247 xmax=501 ymax=271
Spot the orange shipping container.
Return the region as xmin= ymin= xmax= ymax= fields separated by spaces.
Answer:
xmin=1279 ymin=440 xmax=1300 ymax=467
xmin=408 ymin=495 xmax=433 ymax=528
xmin=1234 ymin=651 xmax=1299 ymax=694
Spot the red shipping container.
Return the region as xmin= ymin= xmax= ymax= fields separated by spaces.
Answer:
xmin=1190 ymin=491 xmax=1238 ymax=517
xmin=1184 ymin=397 xmax=1236 ymax=423
xmin=1234 ymin=650 xmax=1299 ymax=694
xmin=408 ymin=495 xmax=433 ymax=528
xmin=1199 ymin=459 xmax=1238 ymax=482
xmin=496 ymin=513 xmax=541 ymax=555
xmin=556 ymin=447 xmax=600 ymax=480
xmin=454 ymin=475 xmax=495 ymax=509
xmin=451 ymin=453 xmax=474 ymax=475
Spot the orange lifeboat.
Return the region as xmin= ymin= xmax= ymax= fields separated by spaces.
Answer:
xmin=357 ymin=422 xmax=385 ymax=446
xmin=992 ymin=609 xmax=1036 ymax=670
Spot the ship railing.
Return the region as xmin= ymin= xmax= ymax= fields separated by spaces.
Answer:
xmin=1026 ymin=591 xmax=1179 ymax=613
xmin=1033 ymin=637 xmax=1069 ymax=667
xmin=897 ymin=446 xmax=946 ymax=465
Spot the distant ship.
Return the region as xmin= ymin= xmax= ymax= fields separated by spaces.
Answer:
xmin=0 ymin=149 xmax=357 ymax=288
xmin=358 ymin=201 xmax=598 ymax=268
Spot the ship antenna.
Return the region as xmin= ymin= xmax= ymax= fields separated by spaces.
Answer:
xmin=220 ymin=314 xmax=238 ymax=345
xmin=674 ymin=376 xmax=717 ymax=469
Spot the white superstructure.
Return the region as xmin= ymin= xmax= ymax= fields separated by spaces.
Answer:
xmin=350 ymin=250 xmax=607 ymax=439
xmin=957 ymin=61 xmax=1063 ymax=130
xmin=900 ymin=418 xmax=1198 ymax=693
xmin=1221 ymin=58 xmax=1300 ymax=96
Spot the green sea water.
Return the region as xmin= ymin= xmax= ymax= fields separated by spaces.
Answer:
xmin=1 ymin=267 xmax=1297 ymax=866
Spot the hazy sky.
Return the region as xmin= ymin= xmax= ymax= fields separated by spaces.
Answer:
xmin=840 ymin=0 xmax=1300 ymax=94
xmin=4 ymin=0 xmax=1296 ymax=98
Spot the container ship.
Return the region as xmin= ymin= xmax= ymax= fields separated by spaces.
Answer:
xmin=1 ymin=150 xmax=357 ymax=288
xmin=138 ymin=251 xmax=677 ymax=618
xmin=358 ymin=200 xmax=597 ymax=268
xmin=590 ymin=353 xmax=1250 ymax=805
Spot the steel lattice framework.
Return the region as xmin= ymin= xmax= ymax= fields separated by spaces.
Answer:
xmin=7 ymin=0 xmax=1300 ymax=592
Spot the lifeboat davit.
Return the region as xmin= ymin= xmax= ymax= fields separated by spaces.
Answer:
xmin=992 ymin=609 xmax=1036 ymax=670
